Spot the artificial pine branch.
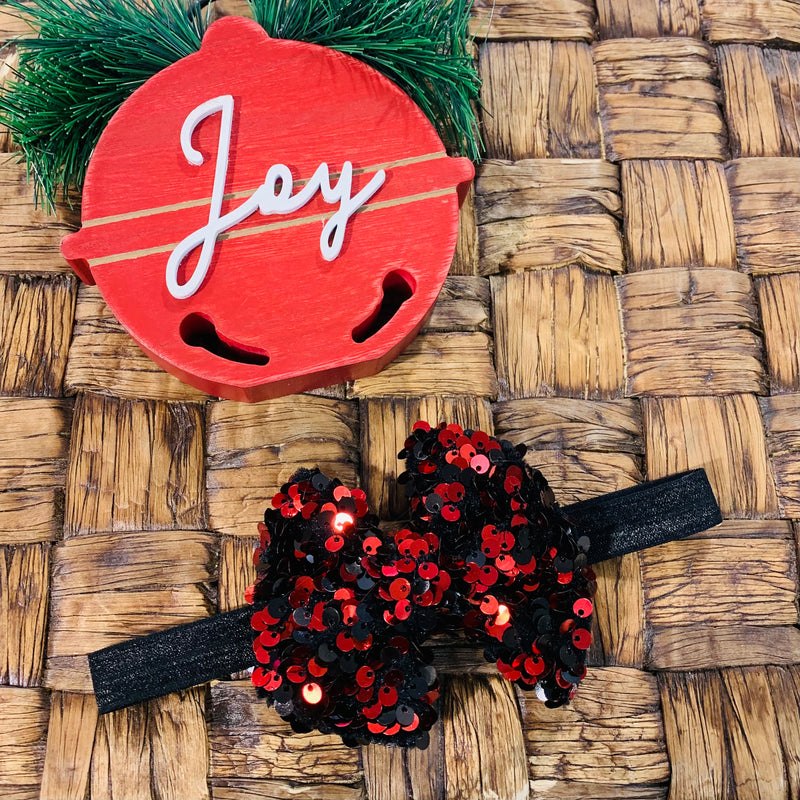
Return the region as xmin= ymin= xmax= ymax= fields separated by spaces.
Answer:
xmin=0 ymin=0 xmax=210 ymax=209
xmin=0 ymin=0 xmax=480 ymax=211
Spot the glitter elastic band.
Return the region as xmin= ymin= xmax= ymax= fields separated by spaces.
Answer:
xmin=89 ymin=468 xmax=720 ymax=717
xmin=566 ymin=469 xmax=722 ymax=564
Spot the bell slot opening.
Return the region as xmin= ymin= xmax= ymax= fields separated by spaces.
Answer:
xmin=180 ymin=313 xmax=270 ymax=366
xmin=352 ymin=270 xmax=415 ymax=344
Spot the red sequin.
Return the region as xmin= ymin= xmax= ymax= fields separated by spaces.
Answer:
xmin=395 ymin=600 xmax=412 ymax=620
xmin=362 ymin=536 xmax=381 ymax=555
xmin=480 ymin=595 xmax=499 ymax=615
xmin=307 ymin=659 xmax=327 ymax=677
xmin=441 ymin=504 xmax=461 ymax=521
xmin=573 ymin=598 xmax=593 ymax=618
xmin=572 ymin=629 xmax=591 ymax=650
xmin=356 ymin=666 xmax=375 ymax=688
xmin=471 ymin=454 xmax=490 ymax=473
xmin=287 ymin=665 xmax=307 ymax=683
xmin=379 ymin=686 xmax=399 ymax=706
xmin=333 ymin=485 xmax=351 ymax=501
xmin=390 ymin=578 xmax=411 ymax=600
xmin=418 ymin=562 xmax=438 ymax=580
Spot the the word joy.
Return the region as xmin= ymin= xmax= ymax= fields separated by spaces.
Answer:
xmin=166 ymin=94 xmax=385 ymax=300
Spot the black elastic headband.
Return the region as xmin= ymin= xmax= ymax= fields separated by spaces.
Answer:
xmin=90 ymin=468 xmax=720 ymax=716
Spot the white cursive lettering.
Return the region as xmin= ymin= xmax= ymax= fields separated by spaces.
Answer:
xmin=166 ymin=94 xmax=386 ymax=300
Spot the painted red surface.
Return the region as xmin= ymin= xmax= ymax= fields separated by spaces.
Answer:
xmin=61 ymin=16 xmax=474 ymax=402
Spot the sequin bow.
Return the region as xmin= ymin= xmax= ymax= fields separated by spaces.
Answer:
xmin=245 ymin=422 xmax=597 ymax=748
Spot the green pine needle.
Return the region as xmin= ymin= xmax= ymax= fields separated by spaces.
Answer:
xmin=0 ymin=0 xmax=481 ymax=211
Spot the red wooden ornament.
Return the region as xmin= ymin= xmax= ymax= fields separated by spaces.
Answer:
xmin=61 ymin=16 xmax=474 ymax=402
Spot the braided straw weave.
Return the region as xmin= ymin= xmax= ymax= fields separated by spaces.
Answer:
xmin=0 ymin=0 xmax=798 ymax=798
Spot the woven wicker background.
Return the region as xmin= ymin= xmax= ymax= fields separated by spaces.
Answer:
xmin=1 ymin=0 xmax=799 ymax=798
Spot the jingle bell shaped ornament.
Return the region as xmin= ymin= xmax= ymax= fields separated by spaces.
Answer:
xmin=61 ymin=16 xmax=474 ymax=402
